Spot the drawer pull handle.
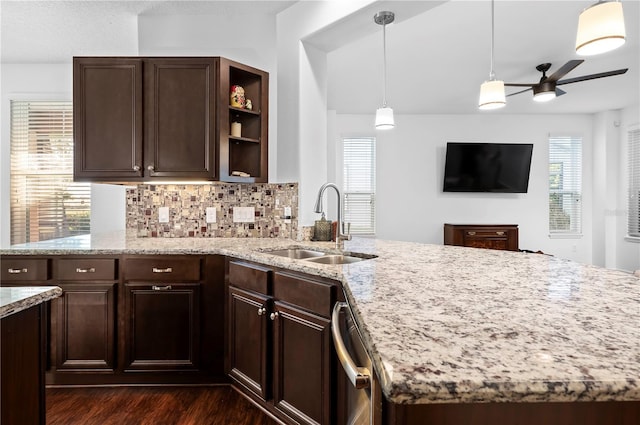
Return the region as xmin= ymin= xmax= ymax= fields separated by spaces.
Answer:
xmin=152 ymin=285 xmax=172 ymax=291
xmin=270 ymin=312 xmax=279 ymax=321
xmin=257 ymin=307 xmax=266 ymax=316
xmin=75 ymin=267 xmax=96 ymax=273
xmin=152 ymin=267 xmax=173 ymax=273
xmin=8 ymin=268 xmax=28 ymax=274
xmin=496 ymin=231 xmax=505 ymax=236
xmin=467 ymin=231 xmax=476 ymax=236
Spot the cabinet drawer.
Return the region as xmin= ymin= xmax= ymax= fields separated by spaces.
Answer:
xmin=1 ymin=258 xmax=50 ymax=282
xmin=124 ymin=257 xmax=202 ymax=282
xmin=274 ymin=272 xmax=335 ymax=317
xmin=228 ymin=261 xmax=271 ymax=294
xmin=57 ymin=258 xmax=117 ymax=281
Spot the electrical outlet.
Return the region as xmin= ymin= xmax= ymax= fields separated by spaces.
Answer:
xmin=233 ymin=206 xmax=255 ymax=223
xmin=284 ymin=206 xmax=292 ymax=224
xmin=206 ymin=207 xmax=217 ymax=223
xmin=158 ymin=207 xmax=170 ymax=223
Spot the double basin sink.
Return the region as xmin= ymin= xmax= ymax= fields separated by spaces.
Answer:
xmin=263 ymin=247 xmax=376 ymax=265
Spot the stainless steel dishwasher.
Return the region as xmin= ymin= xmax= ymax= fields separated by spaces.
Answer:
xmin=332 ymin=301 xmax=381 ymax=425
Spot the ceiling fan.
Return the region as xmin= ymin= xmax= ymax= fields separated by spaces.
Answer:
xmin=505 ymin=60 xmax=628 ymax=102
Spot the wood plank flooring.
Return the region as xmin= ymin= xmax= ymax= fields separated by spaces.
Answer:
xmin=46 ymin=386 xmax=279 ymax=425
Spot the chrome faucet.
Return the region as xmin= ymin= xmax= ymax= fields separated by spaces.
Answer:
xmin=314 ymin=182 xmax=351 ymax=249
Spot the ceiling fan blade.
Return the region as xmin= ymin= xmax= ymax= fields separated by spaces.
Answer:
xmin=547 ymin=59 xmax=584 ymax=82
xmin=556 ymin=88 xmax=567 ymax=97
xmin=506 ymin=87 xmax=532 ymax=97
xmin=504 ymin=83 xmax=536 ymax=87
xmin=557 ymin=68 xmax=628 ymax=86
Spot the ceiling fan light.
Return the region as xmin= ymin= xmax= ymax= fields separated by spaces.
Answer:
xmin=375 ymin=107 xmax=395 ymax=130
xmin=533 ymin=91 xmax=556 ymax=103
xmin=576 ymin=1 xmax=626 ymax=56
xmin=533 ymin=82 xmax=557 ymax=102
xmin=478 ymin=80 xmax=506 ymax=110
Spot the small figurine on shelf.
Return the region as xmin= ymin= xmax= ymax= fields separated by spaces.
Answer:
xmin=245 ymin=99 xmax=253 ymax=111
xmin=230 ymin=85 xmax=246 ymax=108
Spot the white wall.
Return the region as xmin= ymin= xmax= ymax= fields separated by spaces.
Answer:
xmin=332 ymin=113 xmax=596 ymax=264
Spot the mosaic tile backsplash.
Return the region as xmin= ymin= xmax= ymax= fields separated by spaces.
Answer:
xmin=126 ymin=183 xmax=298 ymax=238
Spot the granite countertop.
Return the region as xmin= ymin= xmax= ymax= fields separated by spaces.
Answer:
xmin=0 ymin=286 xmax=62 ymax=319
xmin=2 ymin=232 xmax=639 ymax=405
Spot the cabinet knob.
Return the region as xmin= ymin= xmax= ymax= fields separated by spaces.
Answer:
xmin=257 ymin=307 xmax=266 ymax=316
xmin=270 ymin=312 xmax=279 ymax=321
xmin=467 ymin=231 xmax=476 ymax=236
xmin=152 ymin=267 xmax=173 ymax=273
xmin=133 ymin=165 xmax=141 ymax=171
xmin=152 ymin=285 xmax=172 ymax=291
xmin=147 ymin=165 xmax=155 ymax=172
xmin=496 ymin=231 xmax=505 ymax=236
xmin=7 ymin=268 xmax=28 ymax=274
xmin=75 ymin=267 xmax=96 ymax=273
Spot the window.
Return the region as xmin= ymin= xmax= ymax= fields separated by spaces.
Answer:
xmin=549 ymin=135 xmax=582 ymax=234
xmin=10 ymin=100 xmax=90 ymax=245
xmin=628 ymin=125 xmax=640 ymax=238
xmin=343 ymin=137 xmax=376 ymax=235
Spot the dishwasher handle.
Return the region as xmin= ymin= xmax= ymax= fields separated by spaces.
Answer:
xmin=331 ymin=302 xmax=371 ymax=390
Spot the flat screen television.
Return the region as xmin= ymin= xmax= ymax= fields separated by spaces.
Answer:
xmin=443 ymin=142 xmax=533 ymax=193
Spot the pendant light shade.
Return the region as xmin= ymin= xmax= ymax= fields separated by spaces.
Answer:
xmin=374 ymin=11 xmax=395 ymax=130
xmin=576 ymin=1 xmax=626 ymax=56
xmin=478 ymin=0 xmax=506 ymax=110
xmin=479 ymin=80 xmax=506 ymax=110
xmin=375 ymin=107 xmax=395 ymax=129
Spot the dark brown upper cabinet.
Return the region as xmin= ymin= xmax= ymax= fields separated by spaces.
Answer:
xmin=73 ymin=56 xmax=268 ymax=183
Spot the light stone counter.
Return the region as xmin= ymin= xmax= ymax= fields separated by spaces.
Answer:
xmin=0 ymin=286 xmax=62 ymax=319
xmin=2 ymin=232 xmax=639 ymax=405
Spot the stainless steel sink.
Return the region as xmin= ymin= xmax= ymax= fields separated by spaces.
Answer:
xmin=262 ymin=247 xmax=377 ymax=265
xmin=264 ymin=248 xmax=327 ymax=259
xmin=304 ymin=255 xmax=366 ymax=265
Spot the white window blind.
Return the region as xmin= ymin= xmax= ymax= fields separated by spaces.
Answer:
xmin=549 ymin=136 xmax=582 ymax=234
xmin=10 ymin=100 xmax=91 ymax=245
xmin=343 ymin=137 xmax=376 ymax=235
xmin=628 ymin=125 xmax=640 ymax=238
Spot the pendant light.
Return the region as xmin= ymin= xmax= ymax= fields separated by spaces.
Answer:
xmin=576 ymin=0 xmax=626 ymax=56
xmin=374 ymin=11 xmax=395 ymax=130
xmin=478 ymin=0 xmax=506 ymax=110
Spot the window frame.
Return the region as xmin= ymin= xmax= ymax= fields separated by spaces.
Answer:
xmin=9 ymin=99 xmax=91 ymax=245
xmin=627 ymin=124 xmax=640 ymax=240
xmin=548 ymin=134 xmax=583 ymax=237
xmin=342 ymin=136 xmax=376 ymax=236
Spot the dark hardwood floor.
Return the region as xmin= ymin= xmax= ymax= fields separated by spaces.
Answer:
xmin=46 ymin=386 xmax=279 ymax=425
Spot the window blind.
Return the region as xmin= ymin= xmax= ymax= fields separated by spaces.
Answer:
xmin=628 ymin=126 xmax=640 ymax=238
xmin=10 ymin=100 xmax=91 ymax=245
xmin=343 ymin=137 xmax=376 ymax=235
xmin=549 ymin=135 xmax=582 ymax=234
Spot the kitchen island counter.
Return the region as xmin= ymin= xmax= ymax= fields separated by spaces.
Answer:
xmin=2 ymin=232 xmax=639 ymax=407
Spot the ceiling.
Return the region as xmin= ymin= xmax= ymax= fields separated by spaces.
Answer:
xmin=1 ymin=0 xmax=638 ymax=116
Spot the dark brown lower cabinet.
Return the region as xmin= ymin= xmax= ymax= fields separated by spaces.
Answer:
xmin=1 ymin=303 xmax=46 ymax=425
xmin=55 ymin=283 xmax=116 ymax=371
xmin=227 ymin=286 xmax=271 ymax=399
xmin=272 ymin=301 xmax=331 ymax=425
xmin=124 ymin=282 xmax=201 ymax=371
xmin=226 ymin=260 xmax=337 ymax=425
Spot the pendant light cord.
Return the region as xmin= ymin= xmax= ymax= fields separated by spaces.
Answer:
xmin=382 ymin=21 xmax=388 ymax=107
xmin=489 ymin=0 xmax=496 ymax=81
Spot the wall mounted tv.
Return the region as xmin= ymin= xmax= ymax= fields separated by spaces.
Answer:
xmin=443 ymin=142 xmax=533 ymax=193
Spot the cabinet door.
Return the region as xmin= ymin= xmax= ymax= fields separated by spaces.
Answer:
xmin=73 ymin=57 xmax=143 ymax=180
xmin=144 ymin=58 xmax=217 ymax=180
xmin=124 ymin=283 xmax=200 ymax=371
xmin=55 ymin=283 xmax=116 ymax=371
xmin=227 ymin=286 xmax=271 ymax=400
xmin=272 ymin=301 xmax=332 ymax=425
